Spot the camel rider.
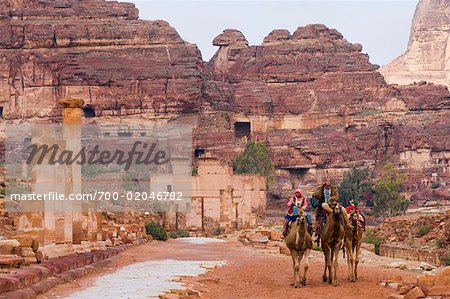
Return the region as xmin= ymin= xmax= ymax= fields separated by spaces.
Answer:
xmin=313 ymin=177 xmax=352 ymax=230
xmin=282 ymin=188 xmax=313 ymax=237
xmin=345 ymin=199 xmax=366 ymax=231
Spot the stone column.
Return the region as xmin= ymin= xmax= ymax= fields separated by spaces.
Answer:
xmin=59 ymin=98 xmax=84 ymax=245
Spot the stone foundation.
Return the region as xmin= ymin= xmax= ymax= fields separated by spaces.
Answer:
xmin=379 ymin=244 xmax=448 ymax=266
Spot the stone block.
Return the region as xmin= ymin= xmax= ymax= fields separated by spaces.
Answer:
xmin=14 ymin=247 xmax=36 ymax=258
xmin=0 ymin=256 xmax=25 ymax=269
xmin=258 ymin=230 xmax=271 ymax=237
xmin=404 ymin=287 xmax=426 ymax=299
xmin=35 ymin=251 xmax=44 ymax=264
xmin=0 ymin=240 xmax=20 ymax=255
xmin=426 ymin=285 xmax=450 ymax=297
xmin=385 ymin=276 xmax=404 ymax=283
xmin=435 ymin=267 xmax=450 ymax=287
xmin=249 ymin=235 xmax=269 ymax=244
xmin=12 ymin=235 xmax=33 ymax=248
xmin=417 ymin=274 xmax=436 ymax=289
xmin=270 ymin=230 xmax=282 ymax=241
xmin=399 ymin=284 xmax=416 ymax=295
xmin=279 ymin=243 xmax=291 ymax=256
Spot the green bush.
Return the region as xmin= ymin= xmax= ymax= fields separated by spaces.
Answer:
xmin=338 ymin=167 xmax=371 ymax=206
xmin=213 ymin=227 xmax=221 ymax=236
xmin=444 ymin=254 xmax=450 ymax=266
xmin=431 ymin=182 xmax=440 ymax=189
xmin=145 ymin=221 xmax=168 ymax=241
xmin=435 ymin=238 xmax=445 ymax=249
xmin=417 ymin=225 xmax=431 ymax=237
xmin=373 ymin=163 xmax=409 ymax=217
xmin=313 ymin=244 xmax=322 ymax=252
xmin=170 ymin=229 xmax=190 ymax=239
xmin=233 ymin=141 xmax=275 ymax=187
xmin=363 ymin=229 xmax=382 ymax=255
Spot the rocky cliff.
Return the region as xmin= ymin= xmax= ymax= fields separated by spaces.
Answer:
xmin=380 ymin=0 xmax=450 ymax=88
xmin=0 ymin=0 xmax=203 ymax=119
xmin=0 ymin=0 xmax=449 ymax=201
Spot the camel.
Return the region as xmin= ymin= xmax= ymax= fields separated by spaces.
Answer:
xmin=285 ymin=209 xmax=313 ymax=288
xmin=344 ymin=211 xmax=363 ymax=282
xmin=320 ymin=202 xmax=345 ymax=286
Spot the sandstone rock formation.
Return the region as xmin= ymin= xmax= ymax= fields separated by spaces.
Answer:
xmin=0 ymin=0 xmax=203 ymax=119
xmin=0 ymin=0 xmax=449 ymax=203
xmin=198 ymin=25 xmax=450 ymax=200
xmin=380 ymin=0 xmax=450 ymax=88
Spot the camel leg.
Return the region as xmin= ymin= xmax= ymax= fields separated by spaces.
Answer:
xmin=332 ymin=244 xmax=341 ymax=286
xmin=301 ymin=249 xmax=310 ymax=286
xmin=355 ymin=245 xmax=361 ymax=281
xmin=322 ymin=245 xmax=330 ymax=283
xmin=327 ymin=247 xmax=333 ymax=284
xmin=291 ymin=250 xmax=300 ymax=288
xmin=345 ymin=243 xmax=353 ymax=282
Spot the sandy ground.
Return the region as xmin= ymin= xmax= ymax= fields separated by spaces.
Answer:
xmin=37 ymin=237 xmax=422 ymax=299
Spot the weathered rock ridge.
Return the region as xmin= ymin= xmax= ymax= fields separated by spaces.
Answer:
xmin=380 ymin=0 xmax=450 ymax=88
xmin=0 ymin=0 xmax=203 ymax=119
xmin=0 ymin=0 xmax=449 ymax=201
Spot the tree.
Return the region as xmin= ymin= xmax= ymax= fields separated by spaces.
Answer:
xmin=373 ymin=163 xmax=409 ymax=217
xmin=233 ymin=141 xmax=275 ymax=187
xmin=338 ymin=167 xmax=371 ymax=206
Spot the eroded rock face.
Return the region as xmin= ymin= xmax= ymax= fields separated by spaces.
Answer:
xmin=0 ymin=0 xmax=449 ymax=201
xmin=0 ymin=0 xmax=203 ymax=119
xmin=380 ymin=0 xmax=450 ymax=88
xmin=205 ymin=24 xmax=382 ymax=115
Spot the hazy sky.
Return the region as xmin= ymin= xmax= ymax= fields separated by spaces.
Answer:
xmin=132 ymin=1 xmax=418 ymax=65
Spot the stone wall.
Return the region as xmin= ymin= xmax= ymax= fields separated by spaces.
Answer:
xmin=160 ymin=154 xmax=266 ymax=235
xmin=379 ymin=244 xmax=448 ymax=266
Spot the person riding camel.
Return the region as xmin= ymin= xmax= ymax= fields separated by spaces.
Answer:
xmin=345 ymin=199 xmax=366 ymax=231
xmin=282 ymin=188 xmax=313 ymax=237
xmin=312 ymin=177 xmax=352 ymax=230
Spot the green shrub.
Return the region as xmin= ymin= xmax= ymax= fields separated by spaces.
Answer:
xmin=363 ymin=229 xmax=382 ymax=255
xmin=417 ymin=225 xmax=431 ymax=237
xmin=82 ymin=164 xmax=100 ymax=178
xmin=373 ymin=163 xmax=409 ymax=217
xmin=233 ymin=141 xmax=275 ymax=187
xmin=444 ymin=255 xmax=450 ymax=266
xmin=213 ymin=227 xmax=221 ymax=236
xmin=435 ymin=238 xmax=445 ymax=249
xmin=431 ymin=182 xmax=440 ymax=189
xmin=170 ymin=229 xmax=190 ymax=238
xmin=313 ymin=244 xmax=322 ymax=252
xmin=145 ymin=221 xmax=168 ymax=241
xmin=192 ymin=168 xmax=198 ymax=176
xmin=338 ymin=167 xmax=371 ymax=206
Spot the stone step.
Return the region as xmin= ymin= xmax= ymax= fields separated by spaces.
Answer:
xmin=0 ymin=239 xmax=147 ymax=296
xmin=0 ymin=255 xmax=25 ymax=269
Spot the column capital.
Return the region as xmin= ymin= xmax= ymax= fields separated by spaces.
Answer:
xmin=59 ymin=98 xmax=85 ymax=109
